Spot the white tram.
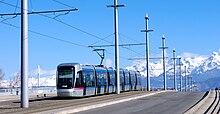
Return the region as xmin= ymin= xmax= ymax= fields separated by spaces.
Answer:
xmin=56 ymin=63 xmax=142 ymax=97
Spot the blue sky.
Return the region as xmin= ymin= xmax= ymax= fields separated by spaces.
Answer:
xmin=0 ymin=0 xmax=220 ymax=79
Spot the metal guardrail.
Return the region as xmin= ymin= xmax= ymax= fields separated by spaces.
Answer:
xmin=0 ymin=86 xmax=56 ymax=96
xmin=206 ymin=90 xmax=220 ymax=113
xmin=184 ymin=90 xmax=211 ymax=114
xmin=185 ymin=89 xmax=220 ymax=114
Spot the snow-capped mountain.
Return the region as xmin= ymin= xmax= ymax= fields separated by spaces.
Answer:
xmin=126 ymin=51 xmax=220 ymax=91
xmin=126 ymin=51 xmax=220 ymax=77
xmin=193 ymin=52 xmax=220 ymax=74
xmin=1 ymin=51 xmax=219 ymax=91
xmin=126 ymin=60 xmax=164 ymax=77
xmin=0 ymin=75 xmax=56 ymax=88
xmin=28 ymin=75 xmax=56 ymax=87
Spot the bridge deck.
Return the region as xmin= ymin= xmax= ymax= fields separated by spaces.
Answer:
xmin=0 ymin=91 xmax=205 ymax=114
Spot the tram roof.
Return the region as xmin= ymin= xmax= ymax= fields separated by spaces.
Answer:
xmin=57 ymin=63 xmax=79 ymax=67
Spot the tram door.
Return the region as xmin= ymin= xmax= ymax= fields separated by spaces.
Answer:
xmin=96 ymin=73 xmax=101 ymax=95
xmin=97 ymin=83 xmax=101 ymax=95
xmin=96 ymin=70 xmax=108 ymax=95
xmin=82 ymin=70 xmax=96 ymax=96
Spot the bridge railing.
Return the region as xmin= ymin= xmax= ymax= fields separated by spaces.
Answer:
xmin=184 ymin=89 xmax=220 ymax=114
xmin=0 ymin=86 xmax=56 ymax=96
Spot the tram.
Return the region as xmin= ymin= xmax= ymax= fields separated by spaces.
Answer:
xmin=56 ymin=63 xmax=142 ymax=97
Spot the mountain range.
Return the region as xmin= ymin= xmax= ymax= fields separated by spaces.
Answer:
xmin=126 ymin=51 xmax=220 ymax=91
xmin=1 ymin=51 xmax=220 ymax=92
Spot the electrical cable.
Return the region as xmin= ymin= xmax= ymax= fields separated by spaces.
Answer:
xmin=0 ymin=1 xmax=112 ymax=45
xmin=119 ymin=35 xmax=145 ymax=57
xmin=0 ymin=21 xmax=88 ymax=48
xmin=119 ymin=33 xmax=141 ymax=44
xmin=52 ymin=0 xmax=75 ymax=8
xmin=0 ymin=1 xmax=147 ymax=62
xmin=105 ymin=50 xmax=128 ymax=61
xmin=29 ymin=0 xmax=34 ymax=11
xmin=89 ymin=33 xmax=114 ymax=46
xmin=14 ymin=0 xmax=19 ymax=13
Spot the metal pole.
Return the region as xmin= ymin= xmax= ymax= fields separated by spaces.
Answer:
xmin=188 ymin=74 xmax=190 ymax=92
xmin=184 ymin=66 xmax=187 ymax=92
xmin=189 ymin=76 xmax=191 ymax=91
xmin=21 ymin=0 xmax=28 ymax=108
xmin=37 ymin=65 xmax=40 ymax=87
xmin=145 ymin=14 xmax=150 ymax=91
xmin=141 ymin=14 xmax=153 ymax=91
xmin=107 ymin=0 xmax=124 ymax=94
xmin=190 ymin=77 xmax=192 ymax=91
xmin=190 ymin=76 xmax=193 ymax=92
xmin=173 ymin=49 xmax=177 ymax=91
xmin=162 ymin=35 xmax=166 ymax=90
xmin=114 ymin=0 xmax=120 ymax=94
xmin=179 ymin=58 xmax=182 ymax=92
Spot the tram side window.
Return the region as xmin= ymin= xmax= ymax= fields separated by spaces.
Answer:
xmin=101 ymin=74 xmax=105 ymax=86
xmin=120 ymin=72 xmax=124 ymax=85
xmin=125 ymin=73 xmax=129 ymax=85
xmin=97 ymin=72 xmax=101 ymax=86
xmin=111 ymin=75 xmax=115 ymax=85
xmin=137 ymin=74 xmax=141 ymax=85
xmin=83 ymin=71 xmax=95 ymax=87
xmin=133 ymin=75 xmax=136 ymax=84
xmin=101 ymin=73 xmax=107 ymax=86
xmin=138 ymin=77 xmax=141 ymax=85
xmin=109 ymin=72 xmax=115 ymax=85
xmin=75 ymin=71 xmax=82 ymax=87
xmin=130 ymin=74 xmax=135 ymax=85
xmin=97 ymin=71 xmax=106 ymax=86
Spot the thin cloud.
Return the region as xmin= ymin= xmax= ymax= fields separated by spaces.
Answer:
xmin=104 ymin=58 xmax=113 ymax=67
xmin=180 ymin=52 xmax=200 ymax=58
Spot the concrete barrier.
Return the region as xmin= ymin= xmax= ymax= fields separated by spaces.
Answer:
xmin=184 ymin=90 xmax=211 ymax=114
xmin=204 ymin=90 xmax=218 ymax=113
xmin=210 ymin=90 xmax=219 ymax=114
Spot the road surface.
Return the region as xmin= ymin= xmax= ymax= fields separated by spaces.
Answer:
xmin=78 ymin=92 xmax=204 ymax=114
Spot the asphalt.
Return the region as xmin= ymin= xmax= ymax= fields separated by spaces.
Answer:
xmin=77 ymin=92 xmax=205 ymax=114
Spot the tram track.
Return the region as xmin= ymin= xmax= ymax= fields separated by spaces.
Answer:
xmin=0 ymin=91 xmax=152 ymax=114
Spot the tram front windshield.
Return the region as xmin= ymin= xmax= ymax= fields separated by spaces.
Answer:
xmin=57 ymin=67 xmax=74 ymax=89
